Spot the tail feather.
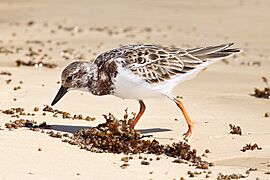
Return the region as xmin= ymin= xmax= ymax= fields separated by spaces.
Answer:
xmin=154 ymin=43 xmax=241 ymax=93
xmin=188 ymin=43 xmax=241 ymax=60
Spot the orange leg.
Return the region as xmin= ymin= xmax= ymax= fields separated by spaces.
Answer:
xmin=175 ymin=98 xmax=194 ymax=141
xmin=130 ymin=100 xmax=146 ymax=129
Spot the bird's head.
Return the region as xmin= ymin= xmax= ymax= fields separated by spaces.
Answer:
xmin=51 ymin=61 xmax=97 ymax=106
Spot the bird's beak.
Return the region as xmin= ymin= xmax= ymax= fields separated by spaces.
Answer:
xmin=51 ymin=86 xmax=68 ymax=106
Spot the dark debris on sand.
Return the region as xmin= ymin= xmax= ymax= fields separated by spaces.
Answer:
xmin=4 ymin=110 xmax=211 ymax=168
xmin=0 ymin=107 xmax=35 ymax=118
xmin=16 ymin=60 xmax=57 ymax=69
xmin=217 ymin=172 xmax=248 ymax=179
xmin=71 ymin=111 xmax=210 ymax=167
xmin=43 ymin=105 xmax=95 ymax=121
xmin=251 ymin=77 xmax=270 ymax=99
xmin=0 ymin=71 xmax=12 ymax=76
xmin=5 ymin=119 xmax=51 ymax=130
xmin=229 ymin=124 xmax=242 ymax=135
xmin=264 ymin=112 xmax=270 ymax=117
xmin=241 ymin=143 xmax=262 ymax=152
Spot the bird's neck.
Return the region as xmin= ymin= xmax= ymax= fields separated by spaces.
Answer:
xmin=88 ymin=63 xmax=116 ymax=96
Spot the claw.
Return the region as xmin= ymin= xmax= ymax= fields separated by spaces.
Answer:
xmin=182 ymin=125 xmax=193 ymax=141
xmin=183 ymin=132 xmax=191 ymax=141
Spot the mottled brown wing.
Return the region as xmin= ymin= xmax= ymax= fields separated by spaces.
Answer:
xmin=94 ymin=44 xmax=240 ymax=84
xmin=123 ymin=45 xmax=204 ymax=83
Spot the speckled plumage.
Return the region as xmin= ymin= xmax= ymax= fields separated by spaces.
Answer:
xmin=94 ymin=43 xmax=239 ymax=85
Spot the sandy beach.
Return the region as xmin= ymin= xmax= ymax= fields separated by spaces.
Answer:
xmin=1 ymin=0 xmax=270 ymax=179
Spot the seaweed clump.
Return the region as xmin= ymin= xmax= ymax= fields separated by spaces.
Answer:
xmin=16 ymin=60 xmax=57 ymax=69
xmin=241 ymin=143 xmax=262 ymax=152
xmin=43 ymin=105 xmax=95 ymax=121
xmin=217 ymin=172 xmax=247 ymax=179
xmin=229 ymin=124 xmax=242 ymax=135
xmin=5 ymin=119 xmax=51 ymax=130
xmin=252 ymin=77 xmax=270 ymax=99
xmin=4 ymin=110 xmax=210 ymax=167
xmin=72 ymin=112 xmax=204 ymax=164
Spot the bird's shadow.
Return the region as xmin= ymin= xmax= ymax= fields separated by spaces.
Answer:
xmin=51 ymin=124 xmax=172 ymax=134
xmin=138 ymin=128 xmax=172 ymax=134
xmin=51 ymin=124 xmax=91 ymax=133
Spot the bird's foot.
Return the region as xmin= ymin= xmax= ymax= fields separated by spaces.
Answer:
xmin=182 ymin=127 xmax=193 ymax=142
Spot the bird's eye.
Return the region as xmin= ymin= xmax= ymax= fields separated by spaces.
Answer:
xmin=67 ymin=75 xmax=73 ymax=81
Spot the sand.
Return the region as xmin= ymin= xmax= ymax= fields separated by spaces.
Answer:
xmin=0 ymin=0 xmax=270 ymax=179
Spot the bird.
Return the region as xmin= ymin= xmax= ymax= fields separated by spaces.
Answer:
xmin=51 ymin=43 xmax=240 ymax=141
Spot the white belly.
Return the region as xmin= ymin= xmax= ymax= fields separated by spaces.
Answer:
xmin=113 ymin=66 xmax=162 ymax=100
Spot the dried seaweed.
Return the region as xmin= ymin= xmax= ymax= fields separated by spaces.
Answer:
xmin=0 ymin=107 xmax=35 ymax=118
xmin=3 ymin=111 xmax=211 ymax=168
xmin=43 ymin=105 xmax=95 ymax=121
xmin=5 ymin=119 xmax=51 ymax=130
xmin=15 ymin=60 xmax=57 ymax=69
xmin=241 ymin=143 xmax=262 ymax=152
xmin=217 ymin=172 xmax=247 ymax=179
xmin=71 ymin=112 xmax=208 ymax=167
xmin=229 ymin=124 xmax=242 ymax=135
xmin=0 ymin=71 xmax=12 ymax=76
xmin=251 ymin=77 xmax=270 ymax=99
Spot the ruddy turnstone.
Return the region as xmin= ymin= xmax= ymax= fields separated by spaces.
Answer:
xmin=51 ymin=43 xmax=240 ymax=140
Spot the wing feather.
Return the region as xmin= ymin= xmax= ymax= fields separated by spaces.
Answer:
xmin=94 ymin=43 xmax=240 ymax=84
